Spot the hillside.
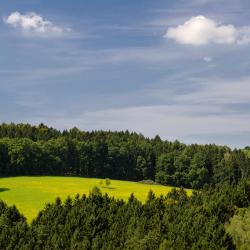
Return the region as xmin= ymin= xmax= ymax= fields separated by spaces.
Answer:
xmin=0 ymin=124 xmax=249 ymax=249
xmin=0 ymin=176 xmax=191 ymax=222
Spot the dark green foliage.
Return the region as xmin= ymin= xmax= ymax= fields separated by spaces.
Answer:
xmin=0 ymin=123 xmax=249 ymax=189
xmin=2 ymin=182 xmax=249 ymax=249
xmin=0 ymin=201 xmax=29 ymax=250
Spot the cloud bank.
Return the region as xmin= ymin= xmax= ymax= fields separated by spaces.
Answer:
xmin=165 ymin=16 xmax=250 ymax=45
xmin=22 ymin=77 xmax=250 ymax=148
xmin=4 ymin=12 xmax=67 ymax=36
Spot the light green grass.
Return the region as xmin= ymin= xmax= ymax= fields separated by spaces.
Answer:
xmin=0 ymin=176 xmax=192 ymax=222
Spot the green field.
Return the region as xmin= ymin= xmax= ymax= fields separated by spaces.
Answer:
xmin=0 ymin=176 xmax=192 ymax=222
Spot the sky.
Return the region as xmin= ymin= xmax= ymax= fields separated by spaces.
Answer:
xmin=1 ymin=0 xmax=250 ymax=148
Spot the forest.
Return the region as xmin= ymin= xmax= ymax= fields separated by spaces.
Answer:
xmin=0 ymin=123 xmax=249 ymax=249
xmin=0 ymin=123 xmax=249 ymax=189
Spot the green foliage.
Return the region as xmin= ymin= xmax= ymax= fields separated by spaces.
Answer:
xmin=226 ymin=207 xmax=250 ymax=250
xmin=0 ymin=201 xmax=29 ymax=250
xmin=243 ymin=147 xmax=250 ymax=159
xmin=1 ymin=182 xmax=249 ymax=249
xmin=0 ymin=123 xmax=249 ymax=249
xmin=105 ymin=178 xmax=111 ymax=187
xmin=90 ymin=186 xmax=102 ymax=196
xmin=0 ymin=123 xmax=249 ymax=190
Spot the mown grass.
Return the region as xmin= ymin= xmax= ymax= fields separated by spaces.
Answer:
xmin=0 ymin=176 xmax=192 ymax=222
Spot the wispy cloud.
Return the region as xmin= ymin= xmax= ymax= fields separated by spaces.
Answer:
xmin=176 ymin=77 xmax=250 ymax=104
xmin=20 ymin=76 xmax=250 ymax=148
xmin=3 ymin=12 xmax=70 ymax=37
xmin=26 ymin=103 xmax=250 ymax=148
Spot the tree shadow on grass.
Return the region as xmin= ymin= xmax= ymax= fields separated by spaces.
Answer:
xmin=0 ymin=188 xmax=10 ymax=193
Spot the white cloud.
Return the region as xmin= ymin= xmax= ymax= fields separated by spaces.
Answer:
xmin=164 ymin=15 xmax=250 ymax=45
xmin=4 ymin=12 xmax=67 ymax=36
xmin=203 ymin=57 xmax=212 ymax=62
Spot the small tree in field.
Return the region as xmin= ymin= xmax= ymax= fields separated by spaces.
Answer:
xmin=100 ymin=180 xmax=103 ymax=186
xmin=105 ymin=178 xmax=111 ymax=187
xmin=90 ymin=186 xmax=102 ymax=196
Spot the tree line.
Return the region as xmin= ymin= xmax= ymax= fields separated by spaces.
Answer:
xmin=0 ymin=123 xmax=249 ymax=188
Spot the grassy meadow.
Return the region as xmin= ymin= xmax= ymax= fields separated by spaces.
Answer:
xmin=0 ymin=176 xmax=192 ymax=222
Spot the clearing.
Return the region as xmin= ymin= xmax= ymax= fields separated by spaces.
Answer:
xmin=0 ymin=176 xmax=192 ymax=222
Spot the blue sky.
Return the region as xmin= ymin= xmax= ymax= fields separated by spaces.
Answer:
xmin=1 ymin=0 xmax=250 ymax=148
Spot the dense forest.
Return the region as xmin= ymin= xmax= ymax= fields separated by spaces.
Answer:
xmin=0 ymin=123 xmax=249 ymax=189
xmin=0 ymin=123 xmax=249 ymax=249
